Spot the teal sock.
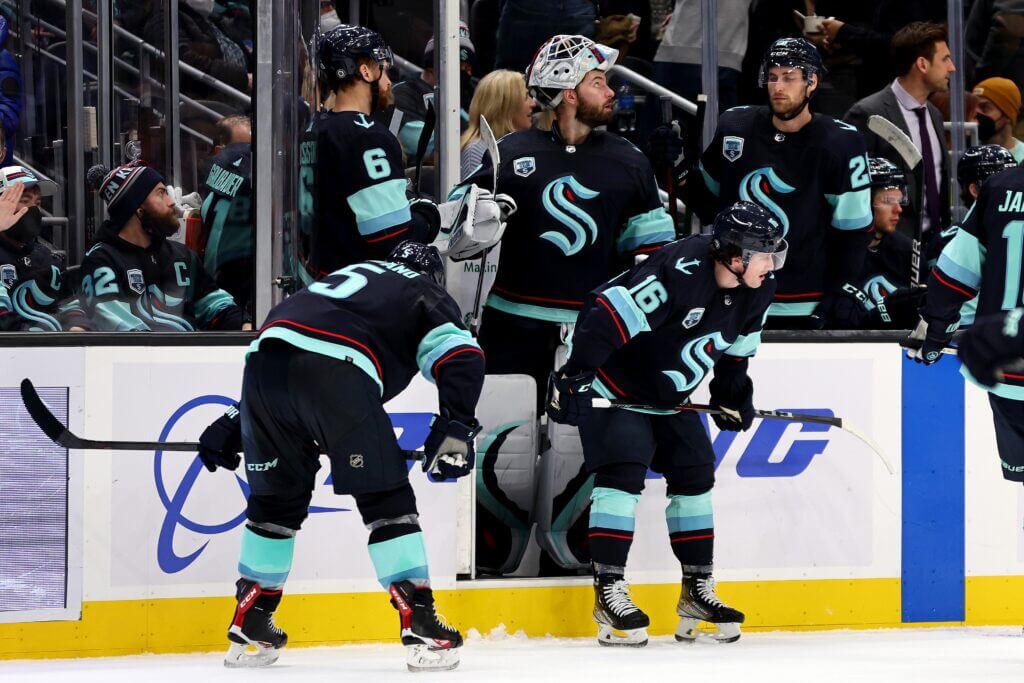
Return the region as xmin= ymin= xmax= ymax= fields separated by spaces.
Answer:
xmin=238 ymin=526 xmax=295 ymax=589
xmin=367 ymin=530 xmax=430 ymax=589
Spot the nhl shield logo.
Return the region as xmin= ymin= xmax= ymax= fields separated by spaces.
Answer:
xmin=0 ymin=264 xmax=15 ymax=288
xmin=514 ymin=156 xmax=536 ymax=177
xmin=682 ymin=308 xmax=705 ymax=329
xmin=349 ymin=454 xmax=364 ymax=468
xmin=127 ymin=268 xmax=145 ymax=294
xmin=722 ymin=136 xmax=744 ymax=162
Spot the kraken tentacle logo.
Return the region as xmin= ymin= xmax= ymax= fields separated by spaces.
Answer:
xmin=662 ymin=332 xmax=731 ymax=393
xmin=540 ymin=175 xmax=600 ymax=256
xmin=739 ymin=168 xmax=795 ymax=236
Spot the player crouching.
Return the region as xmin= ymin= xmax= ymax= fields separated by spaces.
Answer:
xmin=548 ymin=202 xmax=786 ymax=646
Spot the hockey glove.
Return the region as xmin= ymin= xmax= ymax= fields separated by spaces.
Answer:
xmin=958 ymin=310 xmax=1024 ymax=387
xmin=647 ymin=123 xmax=685 ymax=171
xmin=409 ymin=197 xmax=442 ymax=244
xmin=811 ymin=285 xmax=872 ymax=330
xmin=422 ymin=413 xmax=481 ymax=482
xmin=905 ymin=317 xmax=953 ymax=365
xmin=197 ymin=404 xmax=242 ymax=472
xmin=708 ymin=374 xmax=755 ymax=432
xmin=546 ymin=369 xmax=595 ymax=426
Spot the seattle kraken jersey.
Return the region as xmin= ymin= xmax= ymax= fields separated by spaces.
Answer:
xmin=202 ymin=142 xmax=253 ymax=276
xmin=688 ymin=106 xmax=872 ymax=317
xmin=300 ymin=110 xmax=437 ymax=281
xmin=0 ymin=236 xmax=89 ymax=331
xmin=851 ymin=231 xmax=920 ymax=327
xmin=251 ymin=260 xmax=485 ymax=423
xmin=458 ymin=124 xmax=676 ymax=323
xmin=81 ymin=223 xmax=244 ymax=331
xmin=563 ymin=235 xmax=775 ymax=408
xmin=924 ymin=166 xmax=1024 ymax=398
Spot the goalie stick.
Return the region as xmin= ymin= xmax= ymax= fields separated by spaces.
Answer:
xmin=867 ymin=115 xmax=924 ymax=286
xmin=466 ymin=114 xmax=500 ymax=335
xmin=19 ymin=378 xmax=425 ymax=460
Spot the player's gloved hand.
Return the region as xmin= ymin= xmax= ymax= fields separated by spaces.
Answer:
xmin=476 ymin=189 xmax=518 ymax=223
xmin=422 ymin=413 xmax=482 ymax=482
xmin=197 ymin=404 xmax=242 ymax=472
xmin=708 ymin=374 xmax=755 ymax=432
xmin=905 ymin=317 xmax=953 ymax=365
xmin=958 ymin=309 xmax=1024 ymax=387
xmin=812 ymin=285 xmax=871 ymax=329
xmin=546 ymin=369 xmax=595 ymax=426
xmin=409 ymin=196 xmax=442 ymax=243
xmin=647 ymin=123 xmax=685 ymax=170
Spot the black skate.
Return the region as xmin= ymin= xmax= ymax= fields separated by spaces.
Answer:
xmin=389 ymin=580 xmax=462 ymax=672
xmin=675 ymin=573 xmax=745 ymax=644
xmin=593 ymin=574 xmax=650 ymax=647
xmin=224 ymin=578 xmax=288 ymax=667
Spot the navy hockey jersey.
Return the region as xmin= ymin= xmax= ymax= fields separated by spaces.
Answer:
xmin=686 ymin=106 xmax=872 ymax=317
xmin=923 ymin=166 xmax=1024 ymax=399
xmin=457 ymin=124 xmax=676 ymax=323
xmin=300 ymin=110 xmax=437 ymax=282
xmin=563 ymin=235 xmax=775 ymax=409
xmin=251 ymin=260 xmax=485 ymax=423
xmin=202 ymin=142 xmax=253 ymax=278
xmin=0 ymin=236 xmax=89 ymax=331
xmin=80 ymin=222 xmax=244 ymax=331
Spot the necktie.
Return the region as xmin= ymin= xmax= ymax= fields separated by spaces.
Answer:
xmin=913 ymin=107 xmax=942 ymax=232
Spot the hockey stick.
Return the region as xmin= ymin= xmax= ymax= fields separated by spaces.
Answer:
xmin=19 ymin=379 xmax=425 ymax=460
xmin=413 ymin=99 xmax=436 ymax=196
xmin=588 ymin=397 xmax=894 ymax=474
xmin=467 ymin=115 xmax=500 ymax=335
xmin=867 ymin=115 xmax=924 ymax=286
xmin=660 ymin=95 xmax=679 ymax=229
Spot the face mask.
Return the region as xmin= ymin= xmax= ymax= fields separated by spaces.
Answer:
xmin=7 ymin=205 xmax=42 ymax=243
xmin=184 ymin=0 xmax=217 ymax=17
xmin=976 ymin=113 xmax=997 ymax=142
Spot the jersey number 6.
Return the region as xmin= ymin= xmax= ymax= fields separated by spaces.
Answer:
xmin=363 ymin=148 xmax=391 ymax=180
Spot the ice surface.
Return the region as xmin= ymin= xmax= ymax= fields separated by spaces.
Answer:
xmin=3 ymin=627 xmax=1021 ymax=682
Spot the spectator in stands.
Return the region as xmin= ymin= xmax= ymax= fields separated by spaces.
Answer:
xmin=972 ymin=77 xmax=1024 ymax=164
xmin=81 ymin=162 xmax=246 ymax=331
xmin=598 ymin=1 xmax=657 ymax=62
xmin=215 ymin=1 xmax=255 ymax=71
xmin=202 ymin=115 xmax=253 ymax=315
xmin=495 ymin=0 xmax=597 ymax=73
xmin=460 ymin=70 xmax=535 ymax=179
xmin=0 ymin=169 xmax=91 ymax=331
xmin=965 ymin=0 xmax=1024 ymax=87
xmin=393 ymin=22 xmax=475 ymax=165
xmin=0 ymin=16 xmax=21 ymax=167
xmin=654 ymin=0 xmax=752 ymax=112
xmin=844 ymin=22 xmax=955 ymax=242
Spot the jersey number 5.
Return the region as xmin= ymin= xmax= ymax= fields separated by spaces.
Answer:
xmin=310 ymin=262 xmax=386 ymax=299
xmin=363 ymin=148 xmax=391 ymax=180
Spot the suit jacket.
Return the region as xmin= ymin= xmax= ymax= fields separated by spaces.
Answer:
xmin=844 ymin=86 xmax=951 ymax=239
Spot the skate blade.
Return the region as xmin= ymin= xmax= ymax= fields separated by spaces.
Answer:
xmin=406 ymin=644 xmax=460 ymax=672
xmin=674 ymin=617 xmax=741 ymax=644
xmin=597 ymin=624 xmax=649 ymax=647
xmin=224 ymin=640 xmax=282 ymax=667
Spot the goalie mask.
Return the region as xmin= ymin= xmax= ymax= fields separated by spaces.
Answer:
xmin=526 ymin=34 xmax=619 ymax=110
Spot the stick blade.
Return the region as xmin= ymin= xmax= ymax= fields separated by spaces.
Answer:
xmin=866 ymin=115 xmax=922 ymax=168
xmin=20 ymin=378 xmax=71 ymax=446
xmin=479 ymin=115 xmax=500 ymax=192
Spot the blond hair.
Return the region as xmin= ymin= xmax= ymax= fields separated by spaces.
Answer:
xmin=461 ymin=70 xmax=530 ymax=150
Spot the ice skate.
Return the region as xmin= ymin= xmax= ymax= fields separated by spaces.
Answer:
xmin=389 ymin=580 xmax=462 ymax=672
xmin=675 ymin=573 xmax=744 ymax=643
xmin=224 ymin=579 xmax=287 ymax=667
xmin=593 ymin=574 xmax=650 ymax=647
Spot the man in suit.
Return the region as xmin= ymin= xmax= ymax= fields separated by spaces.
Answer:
xmin=844 ymin=21 xmax=956 ymax=244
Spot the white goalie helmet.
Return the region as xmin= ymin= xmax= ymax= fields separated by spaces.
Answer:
xmin=526 ymin=34 xmax=619 ymax=110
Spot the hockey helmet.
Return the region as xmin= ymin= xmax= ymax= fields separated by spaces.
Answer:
xmin=525 ymin=34 xmax=618 ymax=110
xmin=318 ymin=24 xmax=393 ymax=89
xmin=388 ymin=240 xmax=445 ymax=287
xmin=757 ymin=37 xmax=825 ymax=87
xmin=957 ymin=144 xmax=1017 ymax=192
xmin=711 ymin=201 xmax=788 ymax=270
xmin=868 ymin=157 xmax=908 ymax=206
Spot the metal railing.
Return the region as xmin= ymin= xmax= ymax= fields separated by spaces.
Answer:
xmin=610 ymin=64 xmax=698 ymax=116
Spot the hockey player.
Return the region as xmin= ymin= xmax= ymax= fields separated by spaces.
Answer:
xmin=82 ymin=162 xmax=246 ymax=331
xmin=907 ymin=160 xmax=1024 ymax=485
xmin=682 ymin=38 xmax=872 ymax=329
xmin=0 ymin=169 xmax=91 ymax=331
xmin=301 ymin=25 xmax=441 ymax=282
xmin=456 ymin=34 xmax=676 ymax=398
xmin=548 ymin=201 xmax=786 ymax=646
xmin=196 ymin=241 xmax=485 ymax=672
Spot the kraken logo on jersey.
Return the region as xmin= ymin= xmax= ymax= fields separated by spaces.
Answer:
xmin=662 ymin=332 xmax=732 ymax=393
xmin=739 ymin=168 xmax=796 ymax=236
xmin=539 ymin=175 xmax=600 ymax=256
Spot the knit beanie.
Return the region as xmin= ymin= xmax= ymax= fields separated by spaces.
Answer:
xmin=87 ymin=162 xmax=165 ymax=228
xmin=973 ymin=77 xmax=1022 ymax=126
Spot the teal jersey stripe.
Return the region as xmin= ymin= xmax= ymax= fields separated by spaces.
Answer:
xmin=825 ymin=189 xmax=873 ymax=230
xmin=699 ymin=161 xmax=720 ymax=197
xmin=347 ymin=178 xmax=412 ymax=237
xmin=485 ymin=293 xmax=580 ymax=323
xmin=937 ymin=229 xmax=985 ymax=290
xmin=726 ymin=308 xmax=769 ymax=357
xmin=590 ymin=486 xmax=640 ymax=517
xmin=93 ymin=300 xmax=148 ymax=331
xmin=590 ymin=512 xmax=635 ymax=532
xmin=959 ymin=297 xmax=978 ymax=326
xmin=768 ymin=301 xmax=818 ymax=317
xmin=416 ymin=322 xmax=481 ymax=382
xmin=238 ymin=527 xmax=295 ymax=589
xmin=617 ymin=208 xmax=675 ymax=253
xmin=600 ymin=285 xmax=651 ymax=339
xmin=250 ymin=327 xmax=383 ymax=395
xmin=194 ymin=288 xmax=236 ymax=326
xmin=367 ymin=532 xmax=430 ymax=589
xmin=961 ymin=364 xmax=1024 ymax=400
xmin=398 ymin=120 xmax=434 ymax=158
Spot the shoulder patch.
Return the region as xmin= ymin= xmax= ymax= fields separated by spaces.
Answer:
xmin=513 ymin=156 xmax=536 ymax=177
xmin=0 ymin=263 xmax=16 ymax=288
xmin=682 ymin=307 xmax=705 ymax=329
xmin=723 ymin=136 xmax=744 ymax=162
xmin=127 ymin=269 xmax=145 ymax=294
